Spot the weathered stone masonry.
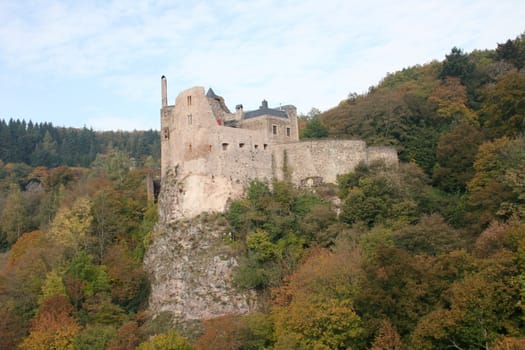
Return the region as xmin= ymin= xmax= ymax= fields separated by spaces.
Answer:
xmin=159 ymin=76 xmax=398 ymax=223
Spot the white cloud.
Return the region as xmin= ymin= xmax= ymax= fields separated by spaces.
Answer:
xmin=0 ymin=0 xmax=524 ymax=128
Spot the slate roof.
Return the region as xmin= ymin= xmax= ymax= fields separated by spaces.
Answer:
xmin=206 ymin=88 xmax=219 ymax=99
xmin=244 ymin=100 xmax=288 ymax=119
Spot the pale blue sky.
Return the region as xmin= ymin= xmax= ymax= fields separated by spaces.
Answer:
xmin=0 ymin=1 xmax=523 ymax=130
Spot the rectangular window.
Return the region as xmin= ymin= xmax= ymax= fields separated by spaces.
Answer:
xmin=222 ymin=143 xmax=229 ymax=150
xmin=163 ymin=127 xmax=170 ymax=140
xmin=286 ymin=127 xmax=291 ymax=137
xmin=272 ymin=125 xmax=277 ymax=135
xmin=239 ymin=143 xmax=245 ymax=148
xmin=187 ymin=96 xmax=192 ymax=106
xmin=187 ymin=114 xmax=192 ymax=125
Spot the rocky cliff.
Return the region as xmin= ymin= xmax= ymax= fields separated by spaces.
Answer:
xmin=144 ymin=173 xmax=256 ymax=322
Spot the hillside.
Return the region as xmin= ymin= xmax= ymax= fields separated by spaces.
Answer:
xmin=0 ymin=32 xmax=524 ymax=349
xmin=314 ymin=33 xmax=525 ymax=181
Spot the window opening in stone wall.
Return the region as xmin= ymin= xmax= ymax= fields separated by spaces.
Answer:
xmin=187 ymin=114 xmax=192 ymax=125
xmin=254 ymin=144 xmax=259 ymax=149
xmin=272 ymin=124 xmax=277 ymax=135
xmin=286 ymin=127 xmax=291 ymax=137
xmin=222 ymin=143 xmax=229 ymax=150
xmin=187 ymin=95 xmax=192 ymax=106
xmin=208 ymin=145 xmax=212 ymax=152
xmin=189 ymin=144 xmax=192 ymax=152
xmin=239 ymin=143 xmax=245 ymax=148
xmin=264 ymin=144 xmax=268 ymax=150
xmin=163 ymin=127 xmax=169 ymax=140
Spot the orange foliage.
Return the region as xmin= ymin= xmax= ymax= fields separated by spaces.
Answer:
xmin=492 ymin=337 xmax=525 ymax=350
xmin=107 ymin=321 xmax=141 ymax=350
xmin=19 ymin=295 xmax=80 ymax=350
xmin=371 ymin=319 xmax=403 ymax=350
xmin=102 ymin=243 xmax=148 ymax=308
xmin=195 ymin=314 xmax=243 ymax=350
xmin=6 ymin=230 xmax=46 ymax=267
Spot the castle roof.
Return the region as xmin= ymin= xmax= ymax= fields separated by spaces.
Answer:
xmin=244 ymin=100 xmax=288 ymax=119
xmin=206 ymin=88 xmax=220 ymax=99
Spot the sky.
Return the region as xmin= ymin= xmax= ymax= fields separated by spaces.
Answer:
xmin=0 ymin=1 xmax=524 ymax=131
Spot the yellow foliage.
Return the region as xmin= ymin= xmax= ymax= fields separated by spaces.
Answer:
xmin=50 ymin=197 xmax=93 ymax=251
xmin=428 ymin=77 xmax=477 ymax=122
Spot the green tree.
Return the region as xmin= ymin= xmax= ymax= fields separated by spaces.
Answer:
xmin=300 ymin=118 xmax=329 ymax=139
xmin=0 ymin=184 xmax=27 ymax=246
xmin=137 ymin=330 xmax=194 ymax=350
xmin=31 ymin=130 xmax=60 ymax=167
xmin=496 ymin=33 xmax=525 ymax=70
xmin=39 ymin=270 xmax=66 ymax=304
xmin=440 ymin=47 xmax=475 ymax=84
xmin=92 ymin=148 xmax=131 ymax=183
xmin=393 ymin=214 xmax=465 ymax=256
xmin=74 ymin=325 xmax=117 ymax=350
xmin=433 ymin=121 xmax=484 ymax=192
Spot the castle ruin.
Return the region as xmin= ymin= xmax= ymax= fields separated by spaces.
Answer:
xmin=159 ymin=76 xmax=398 ymax=223
xmin=146 ymin=77 xmax=399 ymax=322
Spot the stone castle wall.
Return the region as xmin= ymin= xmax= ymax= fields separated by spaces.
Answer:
xmin=159 ymin=82 xmax=398 ymax=223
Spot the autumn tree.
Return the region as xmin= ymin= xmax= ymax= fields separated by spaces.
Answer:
xmin=393 ymin=214 xmax=465 ymax=256
xmin=481 ymin=71 xmax=525 ymax=138
xmin=370 ymin=319 xmax=403 ymax=350
xmin=2 ymin=230 xmax=63 ymax=322
xmin=107 ymin=321 xmax=141 ymax=350
xmin=49 ymin=196 xmax=93 ymax=254
xmin=433 ymin=121 xmax=484 ymax=192
xmin=411 ymin=261 xmax=520 ymax=350
xmin=467 ymin=137 xmax=525 ymax=226
xmin=19 ymin=294 xmax=80 ymax=350
xmin=272 ymin=248 xmax=363 ymax=349
xmin=102 ymin=243 xmax=149 ymax=312
xmin=428 ymin=77 xmax=477 ymax=122
xmin=0 ymin=305 xmax=28 ymax=350
xmin=137 ymin=330 xmax=194 ymax=350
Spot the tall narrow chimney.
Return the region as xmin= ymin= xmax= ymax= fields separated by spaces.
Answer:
xmin=161 ymin=75 xmax=168 ymax=107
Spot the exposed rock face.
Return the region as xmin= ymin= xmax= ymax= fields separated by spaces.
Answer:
xmin=144 ymin=204 xmax=256 ymax=321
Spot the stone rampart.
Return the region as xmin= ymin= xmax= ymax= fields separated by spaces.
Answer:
xmin=272 ymin=140 xmax=397 ymax=185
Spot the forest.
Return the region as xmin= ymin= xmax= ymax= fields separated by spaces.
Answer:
xmin=0 ymin=32 xmax=524 ymax=349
